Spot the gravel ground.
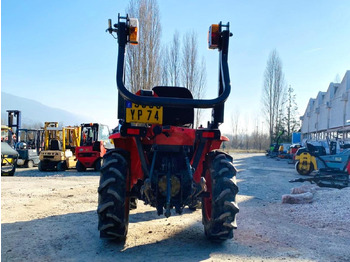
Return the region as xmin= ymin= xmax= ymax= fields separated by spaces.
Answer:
xmin=1 ymin=153 xmax=350 ymax=261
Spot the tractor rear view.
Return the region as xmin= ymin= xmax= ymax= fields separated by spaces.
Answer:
xmin=98 ymin=15 xmax=239 ymax=242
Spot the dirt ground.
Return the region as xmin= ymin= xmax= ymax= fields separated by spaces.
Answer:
xmin=2 ymin=153 xmax=350 ymax=262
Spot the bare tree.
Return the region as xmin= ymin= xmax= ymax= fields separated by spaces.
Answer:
xmin=262 ymin=49 xmax=286 ymax=143
xmin=251 ymin=117 xmax=262 ymax=150
xmin=230 ymin=109 xmax=240 ymax=148
xmin=181 ymin=31 xmax=199 ymax=94
xmin=168 ymin=31 xmax=181 ymax=86
xmin=126 ymin=0 xmax=162 ymax=93
xmin=194 ymin=57 xmax=206 ymax=128
xmin=160 ymin=45 xmax=169 ymax=86
xmin=181 ymin=31 xmax=207 ymax=127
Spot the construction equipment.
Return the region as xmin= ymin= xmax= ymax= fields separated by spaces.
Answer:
xmin=38 ymin=122 xmax=81 ymax=171
xmin=1 ymin=125 xmax=11 ymax=144
xmin=1 ymin=111 xmax=20 ymax=174
xmin=75 ymin=123 xmax=111 ymax=171
xmin=16 ymin=129 xmax=44 ymax=168
xmin=266 ymin=130 xmax=285 ymax=158
xmin=277 ymin=143 xmax=292 ymax=159
xmin=2 ymin=110 xmax=21 ymax=147
xmin=290 ymin=173 xmax=349 ymax=189
xmin=3 ymin=110 xmax=45 ymax=168
xmin=98 ymin=15 xmax=238 ymax=242
xmin=6 ymin=110 xmax=21 ymax=146
xmin=1 ymin=142 xmax=19 ymax=176
xmin=295 ymin=142 xmax=350 ymax=176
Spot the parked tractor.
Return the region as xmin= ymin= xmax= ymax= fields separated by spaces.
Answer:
xmin=75 ymin=123 xmax=112 ymax=172
xmin=38 ymin=122 xmax=81 ymax=171
xmin=97 ymin=15 xmax=239 ymax=242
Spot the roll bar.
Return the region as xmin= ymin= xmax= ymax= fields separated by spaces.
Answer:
xmin=107 ymin=15 xmax=233 ymax=126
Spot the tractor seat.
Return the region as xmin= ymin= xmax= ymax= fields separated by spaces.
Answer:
xmin=152 ymin=86 xmax=194 ymax=126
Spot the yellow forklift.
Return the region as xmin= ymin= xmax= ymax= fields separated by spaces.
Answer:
xmin=38 ymin=122 xmax=81 ymax=171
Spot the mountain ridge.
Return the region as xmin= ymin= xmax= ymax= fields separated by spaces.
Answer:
xmin=1 ymin=92 xmax=90 ymax=127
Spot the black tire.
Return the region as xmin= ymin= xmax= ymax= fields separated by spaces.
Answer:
xmin=1 ymin=158 xmax=17 ymax=176
xmin=38 ymin=161 xmax=46 ymax=172
xmin=26 ymin=160 xmax=34 ymax=168
xmin=76 ymin=160 xmax=86 ymax=172
xmin=295 ymin=160 xmax=314 ymax=176
xmin=57 ymin=161 xmax=66 ymax=171
xmin=7 ymin=165 xmax=16 ymax=176
xmin=8 ymin=169 xmax=15 ymax=176
xmin=97 ymin=149 xmax=130 ymax=241
xmin=202 ymin=152 xmax=239 ymax=241
xmin=94 ymin=158 xmax=102 ymax=171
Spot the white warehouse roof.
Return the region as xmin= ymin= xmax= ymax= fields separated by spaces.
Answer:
xmin=301 ymin=70 xmax=350 ymax=136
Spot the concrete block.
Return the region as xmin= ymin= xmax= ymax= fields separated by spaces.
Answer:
xmin=282 ymin=192 xmax=313 ymax=204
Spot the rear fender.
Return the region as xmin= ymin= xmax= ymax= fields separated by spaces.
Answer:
xmin=112 ymin=136 xmax=144 ymax=187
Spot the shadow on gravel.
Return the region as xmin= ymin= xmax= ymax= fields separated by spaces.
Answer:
xmin=3 ymin=154 xmax=349 ymax=261
xmin=128 ymin=208 xmax=183 ymax=223
xmin=13 ymin=168 xmax=100 ymax=177
xmin=1 ymin=208 xmax=265 ymax=261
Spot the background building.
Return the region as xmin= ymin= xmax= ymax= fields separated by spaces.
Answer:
xmin=300 ymin=71 xmax=350 ymax=141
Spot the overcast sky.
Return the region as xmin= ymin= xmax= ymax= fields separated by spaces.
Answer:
xmin=2 ymin=0 xmax=350 ymax=133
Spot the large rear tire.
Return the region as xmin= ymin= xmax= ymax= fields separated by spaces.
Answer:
xmin=202 ymin=152 xmax=239 ymax=241
xmin=97 ymin=149 xmax=130 ymax=241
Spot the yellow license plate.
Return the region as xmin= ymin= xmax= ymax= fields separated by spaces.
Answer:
xmin=125 ymin=102 xmax=163 ymax=124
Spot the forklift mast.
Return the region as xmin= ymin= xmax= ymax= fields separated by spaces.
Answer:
xmin=7 ymin=110 xmax=21 ymax=145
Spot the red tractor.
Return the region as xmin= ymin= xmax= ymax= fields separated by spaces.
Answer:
xmin=75 ymin=123 xmax=111 ymax=171
xmin=98 ymin=14 xmax=239 ymax=242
